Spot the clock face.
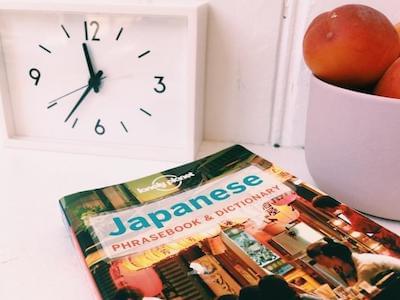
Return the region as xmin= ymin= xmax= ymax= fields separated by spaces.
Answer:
xmin=0 ymin=11 xmax=189 ymax=148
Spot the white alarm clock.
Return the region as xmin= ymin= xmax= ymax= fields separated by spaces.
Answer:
xmin=0 ymin=0 xmax=207 ymax=161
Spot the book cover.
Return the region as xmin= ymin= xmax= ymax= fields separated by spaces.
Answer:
xmin=59 ymin=145 xmax=400 ymax=300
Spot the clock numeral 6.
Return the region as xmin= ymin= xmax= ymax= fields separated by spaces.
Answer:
xmin=95 ymin=119 xmax=105 ymax=135
xmin=29 ymin=68 xmax=41 ymax=86
xmin=154 ymin=76 xmax=166 ymax=93
xmin=84 ymin=21 xmax=100 ymax=41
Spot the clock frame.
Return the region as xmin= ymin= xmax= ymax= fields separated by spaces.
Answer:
xmin=0 ymin=1 xmax=207 ymax=161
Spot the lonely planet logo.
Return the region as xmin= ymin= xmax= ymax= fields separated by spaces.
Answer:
xmin=136 ymin=172 xmax=195 ymax=194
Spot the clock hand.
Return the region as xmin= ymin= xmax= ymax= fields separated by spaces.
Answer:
xmin=89 ymin=69 xmax=103 ymax=92
xmin=82 ymin=42 xmax=100 ymax=93
xmin=64 ymin=85 xmax=92 ymax=123
xmin=48 ymin=76 xmax=106 ymax=105
xmin=50 ymin=83 xmax=89 ymax=105
xmin=64 ymin=70 xmax=103 ymax=123
xmin=83 ymin=43 xmax=95 ymax=78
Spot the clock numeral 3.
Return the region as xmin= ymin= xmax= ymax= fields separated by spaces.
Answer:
xmin=29 ymin=68 xmax=41 ymax=86
xmin=154 ymin=76 xmax=166 ymax=93
xmin=95 ymin=119 xmax=105 ymax=135
xmin=84 ymin=21 xmax=100 ymax=41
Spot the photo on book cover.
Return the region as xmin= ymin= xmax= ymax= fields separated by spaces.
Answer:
xmin=59 ymin=145 xmax=400 ymax=300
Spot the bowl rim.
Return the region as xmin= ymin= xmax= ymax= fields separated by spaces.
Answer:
xmin=311 ymin=75 xmax=400 ymax=105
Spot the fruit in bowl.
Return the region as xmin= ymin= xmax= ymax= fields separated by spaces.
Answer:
xmin=374 ymin=57 xmax=400 ymax=99
xmin=303 ymin=4 xmax=400 ymax=91
xmin=303 ymin=4 xmax=400 ymax=220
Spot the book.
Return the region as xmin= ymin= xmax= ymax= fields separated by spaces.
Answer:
xmin=60 ymin=145 xmax=400 ymax=300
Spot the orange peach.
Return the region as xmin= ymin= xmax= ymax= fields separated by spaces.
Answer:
xmin=303 ymin=4 xmax=400 ymax=89
xmin=395 ymin=22 xmax=400 ymax=41
xmin=374 ymin=57 xmax=400 ymax=99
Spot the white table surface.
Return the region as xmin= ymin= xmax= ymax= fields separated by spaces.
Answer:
xmin=0 ymin=141 xmax=399 ymax=300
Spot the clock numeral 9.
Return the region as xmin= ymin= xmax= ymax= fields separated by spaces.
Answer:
xmin=84 ymin=21 xmax=100 ymax=41
xmin=154 ymin=76 xmax=166 ymax=93
xmin=29 ymin=68 xmax=41 ymax=86
xmin=95 ymin=119 xmax=105 ymax=135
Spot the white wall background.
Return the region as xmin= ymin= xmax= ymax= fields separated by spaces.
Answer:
xmin=1 ymin=0 xmax=399 ymax=147
xmin=204 ymin=0 xmax=400 ymax=147
xmin=204 ymin=0 xmax=284 ymax=144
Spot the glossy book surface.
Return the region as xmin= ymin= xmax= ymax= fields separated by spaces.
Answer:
xmin=60 ymin=145 xmax=400 ymax=300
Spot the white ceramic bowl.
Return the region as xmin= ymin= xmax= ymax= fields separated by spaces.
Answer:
xmin=305 ymin=76 xmax=400 ymax=220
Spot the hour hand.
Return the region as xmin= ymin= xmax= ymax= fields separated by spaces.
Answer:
xmin=82 ymin=43 xmax=100 ymax=92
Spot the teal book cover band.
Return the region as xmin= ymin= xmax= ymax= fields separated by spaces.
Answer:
xmin=60 ymin=145 xmax=400 ymax=300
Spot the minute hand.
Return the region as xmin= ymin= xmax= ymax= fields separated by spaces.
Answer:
xmin=64 ymin=70 xmax=103 ymax=123
xmin=64 ymin=84 xmax=92 ymax=123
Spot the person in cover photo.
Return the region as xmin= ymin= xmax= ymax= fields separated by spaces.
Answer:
xmin=258 ymin=275 xmax=323 ymax=300
xmin=307 ymin=238 xmax=400 ymax=286
xmin=311 ymin=195 xmax=400 ymax=253
xmin=113 ymin=288 xmax=161 ymax=300
xmin=215 ymin=295 xmax=239 ymax=300
xmin=238 ymin=285 xmax=261 ymax=300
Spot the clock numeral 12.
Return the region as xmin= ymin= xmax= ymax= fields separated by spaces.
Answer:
xmin=84 ymin=21 xmax=100 ymax=41
xmin=154 ymin=76 xmax=166 ymax=93
xmin=95 ymin=119 xmax=105 ymax=135
xmin=29 ymin=68 xmax=41 ymax=86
